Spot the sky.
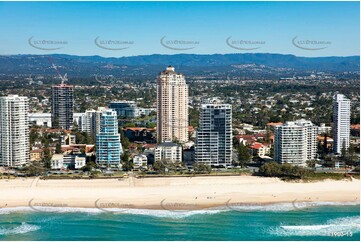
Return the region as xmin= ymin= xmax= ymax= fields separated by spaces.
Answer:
xmin=0 ymin=1 xmax=359 ymax=57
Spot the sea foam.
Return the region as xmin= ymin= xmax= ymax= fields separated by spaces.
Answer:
xmin=270 ymin=216 xmax=360 ymax=237
xmin=226 ymin=201 xmax=359 ymax=212
xmin=0 ymin=222 xmax=40 ymax=235
xmin=0 ymin=202 xmax=359 ymax=218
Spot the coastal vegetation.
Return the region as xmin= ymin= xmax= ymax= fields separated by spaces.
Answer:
xmin=258 ymin=162 xmax=359 ymax=181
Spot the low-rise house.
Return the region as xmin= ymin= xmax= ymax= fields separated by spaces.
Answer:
xmin=30 ymin=149 xmax=43 ymax=161
xmin=155 ymin=141 xmax=182 ymax=163
xmin=317 ymin=123 xmax=332 ymax=135
xmin=350 ymin=136 xmax=360 ymax=146
xmin=51 ymin=154 xmax=86 ymax=170
xmin=61 ymin=134 xmax=76 ymax=145
xmin=250 ymin=142 xmax=271 ymax=157
xmin=51 ymin=154 xmax=64 ymax=169
xmin=133 ymin=154 xmax=148 ymax=169
xmin=74 ymin=156 xmax=86 ymax=169
xmin=236 ymin=135 xmax=256 ymax=145
xmin=317 ymin=136 xmax=333 ymax=149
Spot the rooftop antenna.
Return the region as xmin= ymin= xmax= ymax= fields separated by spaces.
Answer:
xmin=47 ymin=57 xmax=68 ymax=84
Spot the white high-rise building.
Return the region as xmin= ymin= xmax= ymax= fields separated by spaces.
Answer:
xmin=0 ymin=95 xmax=29 ymax=167
xmin=156 ymin=66 xmax=188 ymax=143
xmin=274 ymin=119 xmax=317 ymax=166
xmin=79 ymin=107 xmax=106 ymax=139
xmin=333 ymin=94 xmax=351 ymax=154
xmin=195 ymin=103 xmax=232 ymax=167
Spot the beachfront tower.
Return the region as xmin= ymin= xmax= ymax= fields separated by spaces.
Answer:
xmin=51 ymin=84 xmax=74 ymax=130
xmin=274 ymin=119 xmax=317 ymax=166
xmin=96 ymin=109 xmax=123 ymax=168
xmin=0 ymin=95 xmax=29 ymax=167
xmin=195 ymin=103 xmax=233 ymax=167
xmin=333 ymin=93 xmax=351 ymax=154
xmin=156 ymin=66 xmax=188 ymax=143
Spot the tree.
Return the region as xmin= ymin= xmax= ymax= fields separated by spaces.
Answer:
xmin=237 ymin=143 xmax=250 ymax=167
xmin=323 ymin=134 xmax=329 ymax=154
xmin=259 ymin=162 xmax=282 ymax=177
xmin=193 ymin=163 xmax=211 ymax=174
xmin=55 ymin=143 xmax=62 ymax=154
xmin=146 ymin=122 xmax=156 ymax=129
xmin=346 ymin=143 xmax=357 ymax=167
xmin=42 ymin=142 xmax=52 ymax=169
xmin=124 ymin=123 xmax=136 ymax=127
xmin=233 ymin=137 xmax=240 ymax=148
xmin=82 ymin=162 xmax=96 ymax=172
xmin=306 ymin=160 xmax=317 ymax=169
xmin=29 ymin=128 xmax=39 ymax=147
xmin=153 ymin=160 xmax=166 ymax=174
xmin=120 ymin=130 xmax=130 ymax=149
xmin=258 ymin=162 xmax=310 ymax=179
xmin=24 ymin=161 xmax=45 ymax=176
xmin=121 ymin=152 xmax=133 ymax=171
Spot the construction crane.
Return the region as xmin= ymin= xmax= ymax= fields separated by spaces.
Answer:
xmin=47 ymin=57 xmax=68 ymax=84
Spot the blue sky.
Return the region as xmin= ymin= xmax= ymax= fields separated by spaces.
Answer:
xmin=0 ymin=1 xmax=359 ymax=57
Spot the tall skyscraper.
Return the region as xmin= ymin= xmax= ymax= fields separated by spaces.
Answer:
xmin=156 ymin=66 xmax=188 ymax=143
xmin=0 ymin=95 xmax=29 ymax=167
xmin=333 ymin=93 xmax=351 ymax=154
xmin=79 ymin=107 xmax=106 ymax=140
xmin=51 ymin=84 xmax=74 ymax=130
xmin=195 ymin=103 xmax=232 ymax=167
xmin=96 ymin=109 xmax=122 ymax=168
xmin=274 ymin=119 xmax=317 ymax=166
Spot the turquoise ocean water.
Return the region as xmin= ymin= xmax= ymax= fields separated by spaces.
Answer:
xmin=0 ymin=204 xmax=359 ymax=241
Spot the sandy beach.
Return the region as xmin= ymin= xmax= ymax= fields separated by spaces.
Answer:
xmin=0 ymin=176 xmax=359 ymax=211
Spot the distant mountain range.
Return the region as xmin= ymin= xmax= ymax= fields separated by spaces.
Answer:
xmin=0 ymin=53 xmax=359 ymax=77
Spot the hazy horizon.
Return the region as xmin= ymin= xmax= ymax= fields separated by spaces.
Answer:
xmin=0 ymin=1 xmax=359 ymax=58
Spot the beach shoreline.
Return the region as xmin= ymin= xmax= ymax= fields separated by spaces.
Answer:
xmin=0 ymin=176 xmax=359 ymax=211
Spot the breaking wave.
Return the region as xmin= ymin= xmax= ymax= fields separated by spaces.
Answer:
xmin=0 ymin=222 xmax=40 ymax=235
xmin=269 ymin=216 xmax=360 ymax=237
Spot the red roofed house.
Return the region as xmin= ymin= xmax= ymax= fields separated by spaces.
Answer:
xmin=250 ymin=142 xmax=271 ymax=157
xmin=30 ymin=149 xmax=43 ymax=161
xmin=266 ymin=122 xmax=283 ymax=128
xmin=235 ymin=135 xmax=256 ymax=145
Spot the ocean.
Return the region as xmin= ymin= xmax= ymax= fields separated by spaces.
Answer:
xmin=0 ymin=204 xmax=359 ymax=241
